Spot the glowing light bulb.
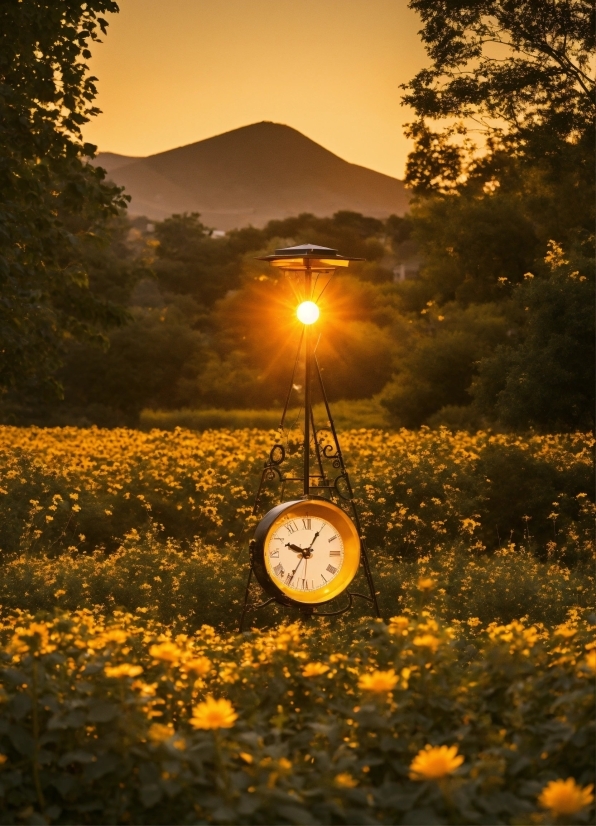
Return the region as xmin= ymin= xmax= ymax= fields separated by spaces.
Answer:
xmin=297 ymin=301 xmax=319 ymax=325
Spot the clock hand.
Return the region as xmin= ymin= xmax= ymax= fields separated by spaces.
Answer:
xmin=287 ymin=555 xmax=304 ymax=585
xmin=286 ymin=542 xmax=305 ymax=554
xmin=307 ymin=529 xmax=321 ymax=550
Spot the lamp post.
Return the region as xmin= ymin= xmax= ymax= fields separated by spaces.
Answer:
xmin=257 ymin=244 xmax=363 ymax=497
xmin=239 ymin=242 xmax=380 ymax=630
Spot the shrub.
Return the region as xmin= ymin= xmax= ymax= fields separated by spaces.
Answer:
xmin=0 ymin=427 xmax=592 ymax=563
xmin=0 ymin=611 xmax=593 ymax=824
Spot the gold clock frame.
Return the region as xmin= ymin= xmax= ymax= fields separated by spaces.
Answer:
xmin=254 ymin=499 xmax=361 ymax=606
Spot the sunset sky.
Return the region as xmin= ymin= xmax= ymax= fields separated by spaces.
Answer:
xmin=83 ymin=0 xmax=428 ymax=180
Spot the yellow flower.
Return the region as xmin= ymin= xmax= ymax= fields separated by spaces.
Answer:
xmin=417 ymin=577 xmax=436 ymax=591
xmin=538 ymin=778 xmax=594 ymax=816
xmin=583 ymin=650 xmax=596 ymax=674
xmin=409 ymin=745 xmax=464 ymax=780
xmin=335 ymin=773 xmax=358 ymax=788
xmin=148 ymin=723 xmax=175 ymax=743
xmin=100 ymin=629 xmax=128 ymax=645
xmin=239 ymin=752 xmax=253 ymax=764
xmin=413 ymin=634 xmax=440 ymax=652
xmin=388 ymin=616 xmax=410 ymax=635
xmin=302 ymin=662 xmax=329 ymax=677
xmin=358 ymin=668 xmax=398 ymax=693
xmin=554 ymin=624 xmax=577 ymax=638
xmin=0 ymin=754 xmax=7 ymax=765
xmin=104 ymin=663 xmax=143 ymax=678
xmin=54 ymin=589 xmax=66 ymax=598
xmin=149 ymin=642 xmax=181 ymax=663
xmin=190 ymin=696 xmax=237 ymax=730
xmin=184 ymin=656 xmax=212 ymax=676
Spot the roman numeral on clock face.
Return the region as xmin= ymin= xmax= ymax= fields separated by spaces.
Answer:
xmin=301 ymin=518 xmax=311 ymax=530
xmin=329 ymin=549 xmax=341 ymax=556
xmin=273 ymin=563 xmax=284 ymax=577
xmin=326 ymin=564 xmax=337 ymax=574
xmin=270 ymin=549 xmax=279 ymax=558
xmin=286 ymin=521 xmax=298 ymax=534
xmin=328 ymin=535 xmax=338 ymax=542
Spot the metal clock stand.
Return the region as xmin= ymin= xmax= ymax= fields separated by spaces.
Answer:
xmin=238 ymin=244 xmax=381 ymax=632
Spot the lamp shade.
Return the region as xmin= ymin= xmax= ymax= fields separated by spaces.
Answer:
xmin=257 ymin=243 xmax=364 ymax=271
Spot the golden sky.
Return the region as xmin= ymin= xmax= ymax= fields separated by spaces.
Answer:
xmin=83 ymin=0 xmax=428 ymax=180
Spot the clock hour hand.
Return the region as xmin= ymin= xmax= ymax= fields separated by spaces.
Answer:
xmin=286 ymin=542 xmax=305 ymax=554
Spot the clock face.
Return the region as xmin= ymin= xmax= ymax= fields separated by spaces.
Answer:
xmin=253 ymin=499 xmax=360 ymax=606
xmin=266 ymin=514 xmax=344 ymax=594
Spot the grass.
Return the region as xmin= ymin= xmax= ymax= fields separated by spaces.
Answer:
xmin=139 ymin=397 xmax=391 ymax=432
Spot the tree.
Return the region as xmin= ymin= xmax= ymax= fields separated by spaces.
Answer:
xmin=381 ymin=302 xmax=511 ymax=427
xmin=403 ymin=0 xmax=595 ymax=193
xmin=385 ymin=0 xmax=595 ymax=432
xmin=472 ymin=241 xmax=594 ymax=431
xmin=61 ymin=303 xmax=209 ymax=425
xmin=0 ymin=0 xmax=128 ymax=399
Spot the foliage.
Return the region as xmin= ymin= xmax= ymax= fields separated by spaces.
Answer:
xmin=403 ymin=195 xmax=539 ymax=306
xmin=0 ymin=519 xmax=592 ymax=633
xmin=0 ymin=0 xmax=129 ymax=398
xmin=390 ymin=0 xmax=595 ymax=431
xmin=402 ymin=0 xmax=595 ymax=193
xmin=380 ymin=302 xmax=511 ymax=426
xmin=472 ymin=242 xmax=595 ymax=431
xmin=31 ymin=212 xmax=401 ymax=425
xmin=0 ymin=425 xmax=592 ymax=566
xmin=59 ymin=303 xmax=209 ymax=426
xmin=0 ymin=609 xmax=594 ymax=824
xmin=0 ymin=426 xmax=593 ymax=823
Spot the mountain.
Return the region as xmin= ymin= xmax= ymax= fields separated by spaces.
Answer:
xmin=92 ymin=122 xmax=409 ymax=230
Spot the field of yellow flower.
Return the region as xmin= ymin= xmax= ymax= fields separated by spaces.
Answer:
xmin=0 ymin=426 xmax=594 ymax=823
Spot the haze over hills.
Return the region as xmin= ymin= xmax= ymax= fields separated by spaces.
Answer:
xmin=92 ymin=122 xmax=409 ymax=230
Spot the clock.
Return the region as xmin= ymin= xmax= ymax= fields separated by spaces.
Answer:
xmin=251 ymin=498 xmax=360 ymax=606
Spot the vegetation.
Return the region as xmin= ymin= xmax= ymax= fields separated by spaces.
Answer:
xmin=1 ymin=608 xmax=593 ymax=824
xmin=0 ymin=0 xmax=128 ymax=401
xmin=397 ymin=0 xmax=595 ymax=431
xmin=403 ymin=0 xmax=594 ymax=193
xmin=139 ymin=399 xmax=390 ymax=433
xmin=0 ymin=1 xmax=594 ymax=821
xmin=1 ymin=2 xmax=593 ymax=434
xmin=0 ymin=425 xmax=594 ymax=823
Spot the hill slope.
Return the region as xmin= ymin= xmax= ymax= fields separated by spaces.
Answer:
xmin=93 ymin=122 xmax=409 ymax=229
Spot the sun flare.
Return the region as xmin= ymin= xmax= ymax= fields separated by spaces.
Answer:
xmin=297 ymin=301 xmax=319 ymax=324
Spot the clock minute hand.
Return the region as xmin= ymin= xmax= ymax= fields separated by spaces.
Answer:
xmin=287 ymin=555 xmax=304 ymax=585
xmin=307 ymin=529 xmax=321 ymax=550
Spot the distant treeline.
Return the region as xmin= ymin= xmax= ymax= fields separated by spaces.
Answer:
xmin=6 ymin=202 xmax=594 ymax=433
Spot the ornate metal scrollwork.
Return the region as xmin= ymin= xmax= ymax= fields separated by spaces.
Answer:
xmin=263 ymin=465 xmax=283 ymax=484
xmin=269 ymin=443 xmax=285 ymax=465
xmin=316 ymin=427 xmax=342 ymax=469
xmin=333 ymin=472 xmax=351 ymax=501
